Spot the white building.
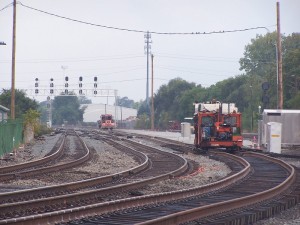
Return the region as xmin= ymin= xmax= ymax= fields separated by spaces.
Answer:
xmin=81 ymin=103 xmax=137 ymax=123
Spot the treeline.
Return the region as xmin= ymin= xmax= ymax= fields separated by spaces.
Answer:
xmin=136 ymin=32 xmax=300 ymax=131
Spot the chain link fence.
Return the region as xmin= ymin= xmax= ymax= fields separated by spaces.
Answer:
xmin=0 ymin=119 xmax=23 ymax=157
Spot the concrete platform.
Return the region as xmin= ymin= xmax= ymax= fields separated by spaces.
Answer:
xmin=120 ymin=129 xmax=258 ymax=149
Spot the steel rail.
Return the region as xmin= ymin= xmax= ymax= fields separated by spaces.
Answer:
xmin=0 ymin=132 xmax=91 ymax=181
xmin=4 ymin=135 xmax=91 ymax=178
xmin=0 ymin=152 xmax=250 ymax=224
xmin=0 ymin=140 xmax=188 ymax=218
xmin=136 ymin=151 xmax=296 ymax=225
xmin=0 ymin=134 xmax=65 ymax=177
xmin=0 ymin=138 xmax=149 ymax=204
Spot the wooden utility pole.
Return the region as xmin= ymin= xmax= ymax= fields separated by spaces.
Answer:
xmin=11 ymin=0 xmax=17 ymax=119
xmin=151 ymin=54 xmax=154 ymax=131
xmin=277 ymin=2 xmax=283 ymax=109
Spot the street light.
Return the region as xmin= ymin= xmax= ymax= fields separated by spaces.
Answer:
xmin=0 ymin=42 xmax=6 ymax=45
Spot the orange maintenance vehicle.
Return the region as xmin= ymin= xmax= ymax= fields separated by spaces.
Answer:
xmin=98 ymin=114 xmax=116 ymax=130
xmin=193 ymin=100 xmax=243 ymax=152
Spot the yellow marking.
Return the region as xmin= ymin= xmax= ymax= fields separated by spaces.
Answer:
xmin=271 ymin=135 xmax=280 ymax=137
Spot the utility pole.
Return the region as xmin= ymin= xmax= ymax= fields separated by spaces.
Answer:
xmin=151 ymin=54 xmax=154 ymax=131
xmin=277 ymin=2 xmax=283 ymax=109
xmin=144 ymin=31 xmax=152 ymax=110
xmin=11 ymin=0 xmax=17 ymax=119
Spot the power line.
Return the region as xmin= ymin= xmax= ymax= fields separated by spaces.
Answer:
xmin=0 ymin=3 xmax=13 ymax=12
xmin=155 ymin=53 xmax=276 ymax=64
xmin=0 ymin=55 xmax=144 ymax=64
xmin=17 ymin=2 xmax=274 ymax=35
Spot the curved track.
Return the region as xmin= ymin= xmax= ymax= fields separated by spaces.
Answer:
xmin=0 ymin=130 xmax=298 ymax=225
xmin=0 ymin=150 xmax=248 ymax=225
xmin=57 ymin=153 xmax=296 ymax=225
xmin=0 ymin=130 xmax=91 ymax=182
xmin=0 ymin=133 xmax=189 ymax=223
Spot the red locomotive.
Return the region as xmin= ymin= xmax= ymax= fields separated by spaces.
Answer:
xmin=193 ymin=100 xmax=243 ymax=152
xmin=98 ymin=114 xmax=116 ymax=130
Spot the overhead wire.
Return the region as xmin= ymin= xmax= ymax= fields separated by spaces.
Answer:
xmin=0 ymin=2 xmax=13 ymax=12
xmin=16 ymin=2 xmax=274 ymax=35
xmin=0 ymin=55 xmax=145 ymax=64
xmin=155 ymin=53 xmax=276 ymax=64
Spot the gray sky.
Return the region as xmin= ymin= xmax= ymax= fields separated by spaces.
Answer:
xmin=0 ymin=0 xmax=299 ymax=104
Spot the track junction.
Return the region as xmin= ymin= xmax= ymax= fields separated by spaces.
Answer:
xmin=0 ymin=128 xmax=299 ymax=225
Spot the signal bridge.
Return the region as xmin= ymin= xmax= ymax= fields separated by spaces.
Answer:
xmin=24 ymin=88 xmax=118 ymax=97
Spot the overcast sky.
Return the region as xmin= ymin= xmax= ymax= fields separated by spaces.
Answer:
xmin=0 ymin=0 xmax=299 ymax=105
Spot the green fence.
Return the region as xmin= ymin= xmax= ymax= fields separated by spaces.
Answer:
xmin=0 ymin=119 xmax=23 ymax=157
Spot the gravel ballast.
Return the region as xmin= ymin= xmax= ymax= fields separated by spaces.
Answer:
xmin=2 ymin=129 xmax=299 ymax=224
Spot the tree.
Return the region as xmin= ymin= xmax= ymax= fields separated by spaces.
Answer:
xmin=118 ymin=96 xmax=135 ymax=108
xmin=282 ymin=33 xmax=300 ymax=108
xmin=0 ymin=89 xmax=38 ymax=118
xmin=52 ymin=93 xmax=86 ymax=125
xmin=154 ymin=78 xmax=196 ymax=125
xmin=137 ymin=100 xmax=150 ymax=116
xmin=177 ymin=85 xmax=207 ymax=119
xmin=23 ymin=109 xmax=40 ymax=132
xmin=78 ymin=95 xmax=92 ymax=104
xmin=239 ymin=32 xmax=300 ymax=109
xmin=135 ymin=113 xmax=150 ymax=129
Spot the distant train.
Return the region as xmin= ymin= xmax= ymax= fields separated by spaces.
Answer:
xmin=193 ymin=100 xmax=243 ymax=152
xmin=98 ymin=114 xmax=116 ymax=129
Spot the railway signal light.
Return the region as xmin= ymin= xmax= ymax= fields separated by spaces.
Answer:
xmin=34 ymin=78 xmax=39 ymax=94
xmin=50 ymin=78 xmax=54 ymax=87
xmin=35 ymin=78 xmax=39 ymax=87
xmin=49 ymin=78 xmax=54 ymax=94
xmin=94 ymin=76 xmax=97 ymax=82
xmin=64 ymin=76 xmax=69 ymax=93
xmin=79 ymin=76 xmax=83 ymax=81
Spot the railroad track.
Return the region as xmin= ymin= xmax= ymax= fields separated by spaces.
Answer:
xmin=0 ymin=149 xmax=248 ymax=224
xmin=0 ymin=137 xmax=148 ymax=204
xmin=1 ymin=129 xmax=298 ymax=224
xmin=0 ymin=134 xmax=65 ymax=181
xmin=0 ymin=134 xmax=190 ymax=224
xmin=130 ymin=152 xmax=298 ymax=225
xmin=0 ymin=130 xmax=92 ymax=182
xmin=114 ymin=130 xmax=193 ymax=154
xmin=50 ymin=152 xmax=297 ymax=225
